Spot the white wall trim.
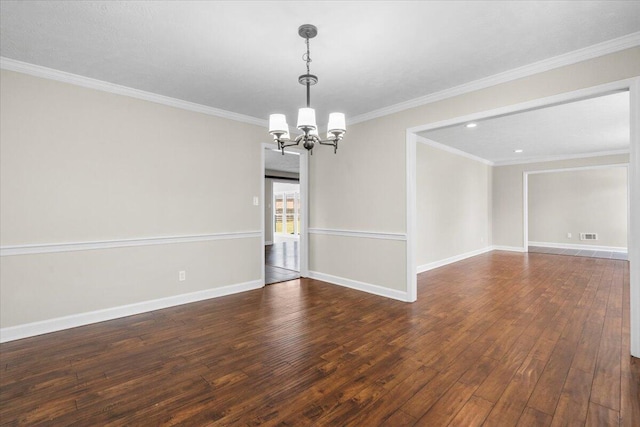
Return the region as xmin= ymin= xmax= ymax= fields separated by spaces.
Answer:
xmin=308 ymin=228 xmax=407 ymax=241
xmin=628 ymin=77 xmax=640 ymax=357
xmin=524 ymin=163 xmax=629 ymax=175
xmin=418 ymin=247 xmax=493 ymax=273
xmin=493 ymin=150 xmax=630 ymax=166
xmin=0 ymin=231 xmax=262 ymax=256
xmin=0 ymin=57 xmax=267 ymax=128
xmin=523 ymin=171 xmax=530 ymax=253
xmin=406 ymin=131 xmax=418 ymax=302
xmin=491 ymin=245 xmax=528 ymax=253
xmin=417 ymin=135 xmax=494 ymax=166
xmin=528 ymin=241 xmax=627 ymax=253
xmin=407 ymin=79 xmax=637 ymax=136
xmin=308 ymin=271 xmax=410 ymax=302
xmin=351 ymin=32 xmax=640 ymax=125
xmin=0 ymin=279 xmax=263 ymax=343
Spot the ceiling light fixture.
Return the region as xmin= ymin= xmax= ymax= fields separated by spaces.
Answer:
xmin=465 ymin=123 xmax=477 ymax=128
xmin=268 ymin=24 xmax=346 ymax=155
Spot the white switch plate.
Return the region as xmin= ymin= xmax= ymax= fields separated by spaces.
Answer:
xmin=253 ymin=196 xmax=259 ymax=206
xmin=179 ymin=271 xmax=186 ymax=281
xmin=567 ymin=233 xmax=572 ymax=238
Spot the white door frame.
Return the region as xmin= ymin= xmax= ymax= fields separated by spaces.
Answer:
xmin=406 ymin=77 xmax=640 ymax=357
xmin=261 ymin=143 xmax=309 ymax=283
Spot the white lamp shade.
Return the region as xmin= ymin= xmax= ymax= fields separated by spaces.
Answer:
xmin=269 ymin=114 xmax=288 ymax=135
xmin=297 ymin=108 xmax=317 ymax=130
xmin=327 ymin=112 xmax=346 ymax=134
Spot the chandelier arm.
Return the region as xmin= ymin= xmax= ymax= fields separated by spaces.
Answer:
xmin=277 ymin=138 xmax=302 ymax=155
xmin=317 ymin=137 xmax=340 ymax=154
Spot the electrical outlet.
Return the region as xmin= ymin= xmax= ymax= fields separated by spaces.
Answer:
xmin=179 ymin=271 xmax=186 ymax=281
xmin=567 ymin=233 xmax=572 ymax=238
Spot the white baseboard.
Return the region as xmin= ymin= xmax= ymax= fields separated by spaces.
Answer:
xmin=417 ymin=246 xmax=494 ymax=273
xmin=307 ymin=271 xmax=410 ymax=302
xmin=0 ymin=279 xmax=263 ymax=343
xmin=491 ymin=245 xmax=528 ymax=253
xmin=528 ymin=241 xmax=627 ymax=253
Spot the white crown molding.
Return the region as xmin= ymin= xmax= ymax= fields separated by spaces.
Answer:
xmin=0 ymin=57 xmax=268 ymax=128
xmin=493 ymin=150 xmax=630 ymax=166
xmin=524 ymin=163 xmax=628 ymax=175
xmin=416 ymin=136 xmax=494 ymax=166
xmin=0 ymin=279 xmax=263 ymax=343
xmin=0 ymin=231 xmax=261 ymax=256
xmin=308 ymin=271 xmax=410 ymax=302
xmin=308 ymin=228 xmax=407 ymax=241
xmin=350 ymin=32 xmax=640 ymax=125
xmin=528 ymin=241 xmax=627 ymax=253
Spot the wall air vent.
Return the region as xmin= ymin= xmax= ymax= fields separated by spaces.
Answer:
xmin=580 ymin=233 xmax=598 ymax=241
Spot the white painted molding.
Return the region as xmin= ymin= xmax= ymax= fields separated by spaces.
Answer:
xmin=408 ymin=79 xmax=638 ymax=136
xmin=406 ymin=131 xmax=418 ymax=302
xmin=524 ymin=163 xmax=629 ymax=175
xmin=351 ymin=32 xmax=640 ymax=125
xmin=417 ymin=136 xmax=494 ymax=166
xmin=493 ymin=150 xmax=630 ymax=167
xmin=0 ymin=57 xmax=267 ymax=127
xmin=528 ymin=241 xmax=627 ymax=253
xmin=0 ymin=279 xmax=263 ymax=343
xmin=628 ymin=77 xmax=640 ymax=357
xmin=417 ymin=247 xmax=494 ymax=273
xmin=0 ymin=231 xmax=262 ymax=256
xmin=308 ymin=228 xmax=407 ymax=241
xmin=491 ymin=245 xmax=528 ymax=253
xmin=308 ymin=271 xmax=410 ymax=302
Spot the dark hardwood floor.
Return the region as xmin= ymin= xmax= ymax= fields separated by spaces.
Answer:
xmin=1 ymin=251 xmax=638 ymax=425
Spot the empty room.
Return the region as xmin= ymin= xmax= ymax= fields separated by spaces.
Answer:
xmin=1 ymin=1 xmax=639 ymax=425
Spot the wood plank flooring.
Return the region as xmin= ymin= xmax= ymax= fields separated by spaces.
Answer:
xmin=1 ymin=251 xmax=638 ymax=425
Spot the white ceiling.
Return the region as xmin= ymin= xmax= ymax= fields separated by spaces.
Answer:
xmin=1 ymin=1 xmax=639 ymax=163
xmin=419 ymin=91 xmax=630 ymax=164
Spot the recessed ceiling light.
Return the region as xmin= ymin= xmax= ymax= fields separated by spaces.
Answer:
xmin=465 ymin=123 xmax=477 ymax=128
xmin=514 ymin=149 xmax=523 ymax=153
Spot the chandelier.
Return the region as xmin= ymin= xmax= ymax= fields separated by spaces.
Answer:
xmin=268 ymin=24 xmax=346 ymax=155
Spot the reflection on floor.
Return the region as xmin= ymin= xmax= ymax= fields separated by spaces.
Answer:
xmin=528 ymin=245 xmax=628 ymax=260
xmin=265 ymin=240 xmax=300 ymax=285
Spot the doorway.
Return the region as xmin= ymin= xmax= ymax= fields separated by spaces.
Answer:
xmin=266 ymin=181 xmax=301 ymax=283
xmin=262 ymin=145 xmax=308 ymax=285
xmin=405 ymin=78 xmax=639 ymax=356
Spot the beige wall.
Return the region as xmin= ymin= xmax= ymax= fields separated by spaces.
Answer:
xmin=416 ymin=142 xmax=491 ymax=267
xmin=310 ymin=47 xmax=639 ymax=293
xmin=492 ymin=154 xmax=629 ymax=249
xmin=2 ymin=46 xmax=639 ymax=328
xmin=0 ymin=70 xmax=266 ymax=328
xmin=528 ymin=166 xmax=628 ymax=248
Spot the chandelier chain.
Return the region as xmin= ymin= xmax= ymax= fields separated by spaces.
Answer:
xmin=303 ymin=37 xmax=311 ymax=75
